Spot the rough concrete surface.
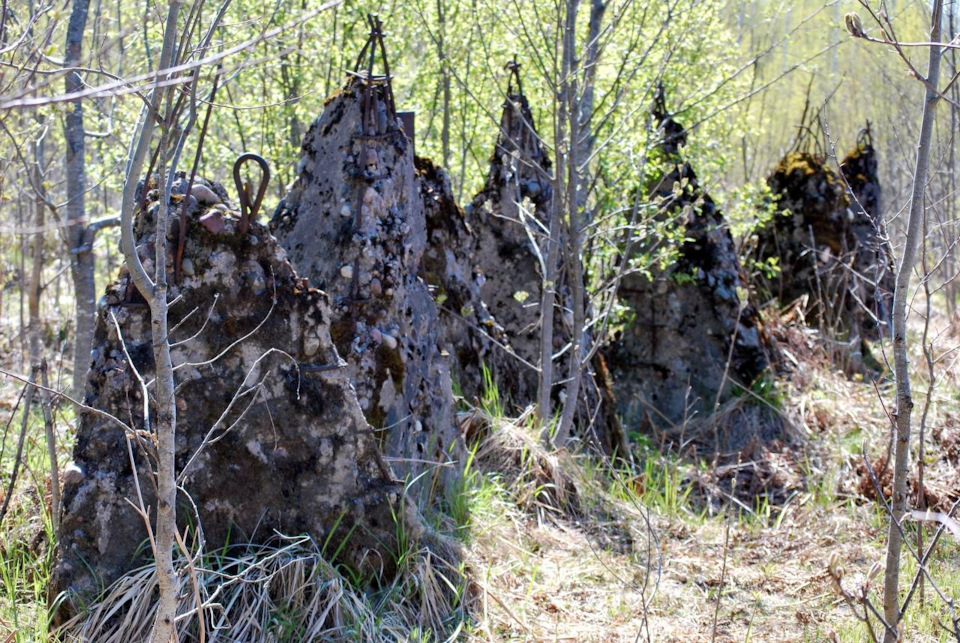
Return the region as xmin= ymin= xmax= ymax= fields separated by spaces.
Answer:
xmin=608 ymin=91 xmax=769 ymax=431
xmin=272 ymin=77 xmax=462 ymax=488
xmin=52 ymin=176 xmax=413 ymax=613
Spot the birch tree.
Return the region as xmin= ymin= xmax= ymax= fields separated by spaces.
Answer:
xmin=64 ymin=0 xmax=119 ymax=397
xmin=845 ymin=2 xmax=946 ymax=638
xmin=880 ymin=9 xmax=943 ymax=639
xmin=116 ymin=2 xmax=186 ymax=636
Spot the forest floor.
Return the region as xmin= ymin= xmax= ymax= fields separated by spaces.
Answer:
xmin=462 ymin=306 xmax=960 ymax=642
xmin=1 ymin=306 xmax=959 ymax=642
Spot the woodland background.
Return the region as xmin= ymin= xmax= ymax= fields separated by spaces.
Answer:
xmin=1 ymin=0 xmax=960 ymax=641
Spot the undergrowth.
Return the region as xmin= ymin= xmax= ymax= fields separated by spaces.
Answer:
xmin=3 ymin=314 xmax=960 ymax=641
xmin=1 ymin=400 xmax=64 ymax=642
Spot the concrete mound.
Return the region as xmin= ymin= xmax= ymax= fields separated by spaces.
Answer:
xmin=607 ymin=88 xmax=769 ymax=431
xmin=52 ymin=175 xmax=413 ymax=614
xmin=271 ymin=64 xmax=460 ymax=486
xmin=416 ymin=155 xmax=505 ymax=401
xmin=756 ymin=152 xmax=851 ymax=319
xmin=417 ymin=71 xmax=625 ymax=453
xmin=454 ymin=79 xmax=554 ymax=406
xmin=839 ymin=129 xmax=894 ymax=339
xmin=756 ymin=126 xmax=893 ymax=344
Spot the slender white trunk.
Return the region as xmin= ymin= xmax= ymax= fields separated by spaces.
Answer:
xmin=64 ymin=0 xmax=95 ymax=398
xmin=556 ymin=0 xmax=584 ymax=445
xmin=436 ymin=0 xmax=451 ymax=169
xmin=28 ymin=128 xmax=44 ymax=366
xmin=39 ymin=360 xmax=60 ymax=529
xmin=576 ymin=0 xmax=605 ymax=209
xmin=116 ymin=2 xmax=181 ymax=639
xmin=537 ymin=202 xmax=562 ymax=425
xmin=538 ymin=2 xmax=578 ymax=428
xmin=150 ymin=166 xmax=179 ymax=643
xmin=882 ymin=3 xmax=943 ymax=638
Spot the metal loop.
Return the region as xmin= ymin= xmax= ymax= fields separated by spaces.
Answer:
xmin=233 ymin=153 xmax=271 ymax=234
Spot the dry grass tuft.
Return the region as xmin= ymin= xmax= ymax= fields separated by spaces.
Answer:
xmin=690 ymin=436 xmax=808 ymax=510
xmin=460 ymin=408 xmax=582 ymax=521
xmin=55 ymin=533 xmax=473 ymax=642
xmin=848 ymin=450 xmax=960 ymax=513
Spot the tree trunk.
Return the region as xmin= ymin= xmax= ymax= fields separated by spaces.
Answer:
xmin=39 ymin=359 xmax=60 ymax=530
xmin=149 ymin=4 xmax=188 ymax=638
xmin=64 ymin=0 xmax=94 ymax=398
xmin=946 ymin=3 xmax=958 ymax=324
xmin=882 ymin=3 xmax=943 ymax=639
xmin=576 ymin=0 xmax=605 ymax=212
xmin=556 ymin=0 xmax=584 ymax=445
xmin=115 ymin=1 xmax=181 ymax=638
xmin=150 ymin=156 xmax=178 ymax=643
xmin=537 ymin=205 xmax=562 ymax=425
xmin=28 ymin=127 xmax=44 ymax=365
xmin=537 ymin=13 xmax=573 ymax=428
xmin=556 ymin=222 xmax=584 ymax=443
xmin=436 ymin=0 xmax=451 ymax=170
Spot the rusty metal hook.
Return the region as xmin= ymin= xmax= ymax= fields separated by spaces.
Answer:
xmin=233 ymin=153 xmax=271 ymax=234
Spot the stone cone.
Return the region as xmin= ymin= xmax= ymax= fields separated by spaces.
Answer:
xmin=271 ymin=75 xmax=461 ymax=491
xmin=607 ymin=87 xmax=770 ymax=433
xmin=415 ymin=77 xmax=625 ymax=454
xmin=756 ymin=126 xmax=893 ymax=349
xmin=839 ymin=128 xmax=894 ymax=340
xmin=456 ymin=85 xmax=555 ymax=407
xmin=51 ymin=176 xmax=414 ymax=617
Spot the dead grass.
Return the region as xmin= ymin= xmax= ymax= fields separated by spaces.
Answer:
xmin=55 ymin=533 xmax=473 ymax=642
xmin=460 ymin=307 xmax=960 ymax=642
xmin=3 ymin=306 xmax=960 ymax=642
xmin=460 ymin=408 xmax=584 ymax=521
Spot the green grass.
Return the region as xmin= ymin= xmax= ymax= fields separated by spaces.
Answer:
xmin=4 ymin=320 xmax=960 ymax=641
xmin=1 ymin=505 xmax=56 ymax=641
xmin=479 ymin=364 xmax=504 ymax=419
xmin=601 ymin=433 xmax=699 ymax=521
xmin=895 ymin=533 xmax=960 ymax=640
xmin=443 ymin=446 xmax=518 ymax=547
xmin=827 ymin=541 xmax=960 ymax=643
xmin=443 ymin=441 xmax=480 ymax=536
xmin=0 ymin=400 xmax=65 ymax=642
xmin=739 ymin=371 xmax=785 ymax=410
xmin=635 ymin=453 xmax=696 ymax=518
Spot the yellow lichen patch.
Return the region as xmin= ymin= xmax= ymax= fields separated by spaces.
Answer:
xmin=776 ymin=151 xmax=821 ymax=177
xmin=843 ymin=142 xmax=868 ymax=161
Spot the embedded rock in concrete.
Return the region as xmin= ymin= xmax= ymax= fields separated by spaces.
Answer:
xmin=271 ymin=75 xmax=460 ymax=486
xmin=608 ymin=88 xmax=769 ymax=431
xmin=51 ymin=177 xmax=411 ymax=614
